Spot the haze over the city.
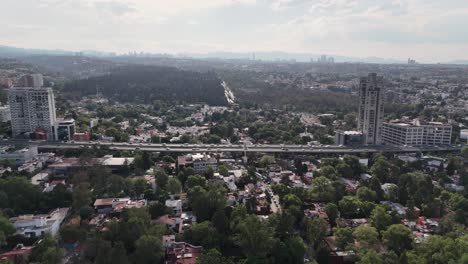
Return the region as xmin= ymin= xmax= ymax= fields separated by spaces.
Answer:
xmin=2 ymin=0 xmax=468 ymax=63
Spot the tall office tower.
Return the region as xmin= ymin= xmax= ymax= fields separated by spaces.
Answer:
xmin=8 ymin=87 xmax=57 ymax=140
xmin=18 ymin=74 xmax=44 ymax=87
xmin=358 ymin=73 xmax=384 ymax=145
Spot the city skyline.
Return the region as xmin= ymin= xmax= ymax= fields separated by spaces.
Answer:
xmin=2 ymin=0 xmax=468 ymax=63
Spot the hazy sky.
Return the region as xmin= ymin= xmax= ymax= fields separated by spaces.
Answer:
xmin=2 ymin=0 xmax=468 ymax=62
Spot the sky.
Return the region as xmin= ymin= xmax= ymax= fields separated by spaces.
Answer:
xmin=2 ymin=0 xmax=468 ymax=62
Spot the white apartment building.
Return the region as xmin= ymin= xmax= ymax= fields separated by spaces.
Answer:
xmin=358 ymin=73 xmax=384 ymax=145
xmin=10 ymin=208 xmax=69 ymax=238
xmin=382 ymin=120 xmax=452 ymax=146
xmin=8 ymin=87 xmax=57 ymax=140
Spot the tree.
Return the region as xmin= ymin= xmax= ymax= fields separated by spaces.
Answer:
xmin=79 ymin=205 xmax=94 ymax=221
xmin=382 ymin=224 xmax=413 ymax=255
xmin=462 ymin=146 xmax=468 ymax=159
xmin=0 ymin=176 xmax=43 ymax=214
xmin=134 ymin=235 xmax=164 ymax=264
xmin=155 ymin=171 xmax=169 ymax=190
xmin=353 ymin=225 xmax=379 ymax=249
xmin=343 ymin=155 xmax=363 ymax=177
xmin=205 ymin=166 xmax=215 ymax=179
xmin=409 ymin=235 xmax=468 ymax=264
xmin=211 ymin=209 xmax=229 ymax=234
xmin=166 ymin=178 xmax=182 ymax=195
xmin=303 ymin=218 xmax=328 ymax=247
xmin=357 ymin=187 xmax=377 ymax=202
xmin=339 ymin=196 xmax=362 ymax=218
xmin=446 ymin=156 xmax=463 ymax=176
xmin=206 ymin=134 xmax=222 ymax=144
xmin=108 ymin=242 xmax=130 ymax=264
xmin=134 ymin=151 xmax=152 ymax=172
xmin=188 ymin=183 xmax=226 ymax=221
xmin=370 ymin=205 xmax=393 ymax=233
xmin=272 ymin=236 xmax=306 ymax=264
xmin=30 ymin=235 xmax=63 ymax=264
xmin=311 ymin=176 xmax=335 ymax=202
xmin=269 ymin=212 xmax=295 ymax=240
xmin=283 ymin=194 xmax=302 ymax=208
xmin=319 ymin=165 xmax=337 ymax=179
xmin=186 ymin=175 xmax=206 ymax=189
xmin=336 ymin=163 xmax=353 ymax=179
xmin=0 ymin=214 xmax=15 ymax=246
xmin=185 ymin=221 xmax=221 ymax=250
xmin=334 ymin=227 xmax=354 ymax=250
xmin=60 ymin=225 xmax=86 ymax=244
xmin=134 ymin=178 xmax=148 ymax=198
xmin=370 ymin=156 xmax=398 ymax=183
xmin=218 ymin=165 xmax=229 ymax=177
xmin=357 ymin=250 xmax=384 ymax=264
xmin=72 ymin=183 xmax=92 ymax=209
xmin=260 ymin=155 xmax=275 ymax=166
xmin=149 ymin=202 xmax=170 ymax=219
xmin=233 ymin=215 xmax=275 ymax=258
xmin=324 ymin=203 xmax=339 ymax=226
xmin=196 ymin=249 xmax=234 ymax=264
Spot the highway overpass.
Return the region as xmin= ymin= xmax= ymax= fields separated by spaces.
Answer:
xmin=36 ymin=142 xmax=463 ymax=154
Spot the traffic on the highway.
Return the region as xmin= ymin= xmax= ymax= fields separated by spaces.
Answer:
xmin=34 ymin=140 xmax=464 ymax=154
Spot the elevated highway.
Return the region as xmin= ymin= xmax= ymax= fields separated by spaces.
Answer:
xmin=36 ymin=141 xmax=463 ymax=154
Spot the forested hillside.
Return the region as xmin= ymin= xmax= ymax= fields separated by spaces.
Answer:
xmin=63 ymin=65 xmax=228 ymax=105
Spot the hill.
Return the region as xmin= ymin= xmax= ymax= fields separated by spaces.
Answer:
xmin=63 ymin=65 xmax=228 ymax=106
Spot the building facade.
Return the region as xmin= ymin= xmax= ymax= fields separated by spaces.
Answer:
xmin=55 ymin=118 xmax=75 ymax=141
xmin=0 ymin=105 xmax=11 ymax=122
xmin=358 ymin=73 xmax=384 ymax=145
xmin=335 ymin=131 xmax=363 ymax=146
xmin=0 ymin=145 xmax=38 ymax=165
xmin=18 ymin=74 xmax=44 ymax=87
xmin=8 ymin=87 xmax=57 ymax=140
xmin=382 ymin=121 xmax=452 ymax=146
xmin=10 ymin=208 xmax=69 ymax=238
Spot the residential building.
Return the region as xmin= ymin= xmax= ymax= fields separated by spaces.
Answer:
xmin=0 ymin=105 xmax=11 ymax=122
xmin=55 ymin=118 xmax=75 ymax=141
xmin=93 ymin=198 xmax=147 ymax=214
xmin=358 ymin=73 xmax=384 ymax=145
xmin=8 ymin=87 xmax=57 ymax=140
xmin=0 ymin=77 xmax=13 ymax=88
xmin=10 ymin=208 xmax=69 ymax=238
xmin=177 ymin=153 xmax=217 ymax=174
xmin=460 ymin=129 xmax=468 ymax=142
xmin=165 ymin=198 xmax=183 ymax=216
xmin=18 ymin=74 xmax=44 ymax=87
xmin=73 ymin=132 xmax=90 ymax=141
xmin=165 ymin=241 xmax=202 ymax=264
xmin=335 ymin=131 xmax=363 ymax=146
xmin=0 ymin=145 xmax=38 ymax=165
xmin=382 ymin=120 xmax=452 ymax=146
xmin=0 ymin=245 xmax=34 ymax=263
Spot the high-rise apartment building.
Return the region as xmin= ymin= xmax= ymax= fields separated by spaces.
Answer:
xmin=8 ymin=87 xmax=57 ymax=140
xmin=358 ymin=73 xmax=384 ymax=145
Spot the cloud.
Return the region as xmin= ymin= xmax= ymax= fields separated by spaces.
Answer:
xmin=93 ymin=1 xmax=136 ymax=16
xmin=1 ymin=0 xmax=468 ymax=61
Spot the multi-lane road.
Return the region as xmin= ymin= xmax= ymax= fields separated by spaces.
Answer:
xmin=36 ymin=141 xmax=463 ymax=154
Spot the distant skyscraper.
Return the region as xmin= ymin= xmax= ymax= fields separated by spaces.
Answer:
xmin=358 ymin=73 xmax=384 ymax=145
xmin=8 ymin=87 xmax=57 ymax=140
xmin=320 ymin=55 xmax=327 ymax=63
